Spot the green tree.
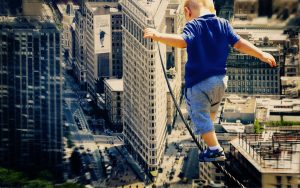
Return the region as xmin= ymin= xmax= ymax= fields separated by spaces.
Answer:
xmin=23 ymin=179 xmax=53 ymax=188
xmin=56 ymin=182 xmax=85 ymax=188
xmin=38 ymin=170 xmax=54 ymax=181
xmin=0 ymin=167 xmax=27 ymax=186
xmin=254 ymin=119 xmax=263 ymax=133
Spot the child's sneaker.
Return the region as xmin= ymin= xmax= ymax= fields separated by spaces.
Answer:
xmin=199 ymin=148 xmax=226 ymax=162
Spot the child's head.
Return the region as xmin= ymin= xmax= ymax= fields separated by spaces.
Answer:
xmin=183 ymin=0 xmax=216 ymax=21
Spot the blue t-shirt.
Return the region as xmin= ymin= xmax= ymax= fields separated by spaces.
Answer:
xmin=182 ymin=14 xmax=240 ymax=88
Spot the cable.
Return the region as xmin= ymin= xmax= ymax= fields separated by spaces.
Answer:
xmin=151 ymin=21 xmax=246 ymax=188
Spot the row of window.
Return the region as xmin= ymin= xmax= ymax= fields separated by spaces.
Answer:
xmin=227 ymin=87 xmax=279 ymax=93
xmin=228 ymin=82 xmax=279 ymax=87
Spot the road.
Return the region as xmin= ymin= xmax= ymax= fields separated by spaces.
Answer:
xmin=182 ymin=148 xmax=199 ymax=179
xmin=155 ymin=99 xmax=195 ymax=186
xmin=63 ymin=71 xmax=104 ymax=183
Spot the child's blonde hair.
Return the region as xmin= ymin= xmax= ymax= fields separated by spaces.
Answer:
xmin=184 ymin=0 xmax=216 ymax=14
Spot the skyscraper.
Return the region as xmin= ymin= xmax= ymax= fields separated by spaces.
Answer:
xmin=121 ymin=0 xmax=169 ymax=176
xmin=85 ymin=1 xmax=122 ymax=95
xmin=0 ymin=17 xmax=63 ymax=176
xmin=74 ymin=7 xmax=87 ymax=88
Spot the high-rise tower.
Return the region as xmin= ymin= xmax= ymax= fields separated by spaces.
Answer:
xmin=0 ymin=18 xmax=63 ymax=176
xmin=121 ymin=0 xmax=169 ymax=175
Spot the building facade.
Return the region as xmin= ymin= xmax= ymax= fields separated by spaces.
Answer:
xmin=58 ymin=2 xmax=79 ymax=68
xmin=233 ymin=0 xmax=258 ymax=20
xmin=165 ymin=0 xmax=185 ymax=126
xmin=121 ymin=0 xmax=169 ymax=175
xmin=0 ymin=18 xmax=63 ymax=176
xmin=229 ymin=132 xmax=300 ymax=188
xmin=256 ymin=98 xmax=300 ymax=122
xmin=104 ymin=79 xmax=123 ymax=127
xmin=223 ymin=97 xmax=256 ymax=124
xmin=85 ymin=2 xmax=122 ymax=96
xmin=74 ymin=7 xmax=87 ymax=88
xmin=226 ymin=29 xmax=287 ymax=96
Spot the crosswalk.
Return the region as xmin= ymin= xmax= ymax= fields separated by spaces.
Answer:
xmin=73 ymin=109 xmax=89 ymax=132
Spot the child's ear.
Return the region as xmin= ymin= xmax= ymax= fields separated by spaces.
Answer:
xmin=184 ymin=7 xmax=192 ymax=18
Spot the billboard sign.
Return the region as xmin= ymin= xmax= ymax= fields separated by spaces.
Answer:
xmin=94 ymin=15 xmax=111 ymax=54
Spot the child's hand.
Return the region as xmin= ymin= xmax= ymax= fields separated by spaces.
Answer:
xmin=259 ymin=52 xmax=277 ymax=67
xmin=144 ymin=28 xmax=161 ymax=41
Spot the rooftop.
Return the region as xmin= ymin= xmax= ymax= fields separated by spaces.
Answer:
xmin=121 ymin=0 xmax=168 ymax=27
xmin=57 ymin=2 xmax=80 ymax=17
xmin=235 ymin=28 xmax=288 ymax=42
xmin=232 ymin=17 xmax=287 ymax=29
xmin=105 ymin=79 xmax=123 ymax=92
xmin=135 ymin=0 xmax=165 ymax=16
xmin=224 ymin=97 xmax=256 ymax=114
xmin=0 ymin=17 xmax=58 ymax=31
xmin=221 ymin=122 xmax=246 ymax=133
xmin=85 ymin=2 xmax=120 ymax=15
xmin=231 ymin=131 xmax=300 ymax=174
xmin=256 ymin=98 xmax=300 ymax=112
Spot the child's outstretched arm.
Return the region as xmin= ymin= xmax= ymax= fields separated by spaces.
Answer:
xmin=233 ymin=38 xmax=277 ymax=67
xmin=144 ymin=28 xmax=187 ymax=48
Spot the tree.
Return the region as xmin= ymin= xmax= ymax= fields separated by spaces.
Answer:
xmin=254 ymin=119 xmax=263 ymax=134
xmin=0 ymin=167 xmax=27 ymax=186
xmin=56 ymin=182 xmax=85 ymax=188
xmin=24 ymin=179 xmax=53 ymax=188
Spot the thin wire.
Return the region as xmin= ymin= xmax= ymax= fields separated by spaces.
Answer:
xmin=151 ymin=21 xmax=246 ymax=188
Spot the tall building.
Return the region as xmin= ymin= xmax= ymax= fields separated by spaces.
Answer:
xmin=74 ymin=7 xmax=87 ymax=88
xmin=229 ymin=132 xmax=300 ymax=188
xmin=226 ymin=29 xmax=287 ymax=96
xmin=165 ymin=0 xmax=185 ymax=126
xmin=57 ymin=2 xmax=79 ymax=68
xmin=85 ymin=1 xmax=122 ymax=95
xmin=121 ymin=0 xmax=169 ymax=177
xmin=0 ymin=17 xmax=63 ymax=176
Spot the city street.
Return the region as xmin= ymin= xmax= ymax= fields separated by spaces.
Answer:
xmin=63 ymin=70 xmax=149 ymax=187
xmin=63 ymin=70 xmax=202 ymax=187
xmin=155 ymin=99 xmax=199 ymax=187
xmin=63 ymin=71 xmax=105 ymax=184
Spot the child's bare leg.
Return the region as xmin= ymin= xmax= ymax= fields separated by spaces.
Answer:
xmin=201 ymin=131 xmax=219 ymax=147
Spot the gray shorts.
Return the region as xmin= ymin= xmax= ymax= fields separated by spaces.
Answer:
xmin=185 ymin=75 xmax=227 ymax=135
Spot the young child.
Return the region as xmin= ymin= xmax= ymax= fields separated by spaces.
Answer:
xmin=144 ymin=0 xmax=276 ymax=162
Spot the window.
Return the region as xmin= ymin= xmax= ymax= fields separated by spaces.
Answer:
xmin=287 ymin=176 xmax=292 ymax=183
xmin=276 ymin=176 xmax=281 ymax=183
